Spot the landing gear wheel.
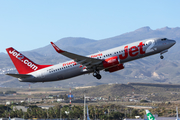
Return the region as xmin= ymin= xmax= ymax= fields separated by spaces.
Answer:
xmin=96 ymin=74 xmax=101 ymax=80
xmin=93 ymin=68 xmax=101 ymax=80
xmin=93 ymin=72 xmax=97 ymax=77
xmin=160 ymin=56 xmax=164 ymax=59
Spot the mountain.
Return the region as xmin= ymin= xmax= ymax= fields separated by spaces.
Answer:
xmin=0 ymin=26 xmax=180 ymax=88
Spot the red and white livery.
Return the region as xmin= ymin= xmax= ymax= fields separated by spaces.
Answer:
xmin=6 ymin=38 xmax=176 ymax=82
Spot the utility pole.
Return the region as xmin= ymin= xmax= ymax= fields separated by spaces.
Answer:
xmin=23 ymin=111 xmax=24 ymax=120
xmin=28 ymin=84 xmax=31 ymax=103
xmin=69 ymin=88 xmax=71 ymax=104
xmin=59 ymin=105 xmax=61 ymax=120
xmin=84 ymin=92 xmax=86 ymax=120
xmin=94 ymin=106 xmax=96 ymax=120
xmin=176 ymin=107 xmax=179 ymax=120
xmin=125 ymin=110 xmax=126 ymax=118
xmin=108 ymin=109 xmax=109 ymax=120
xmin=47 ymin=109 xmax=48 ymax=119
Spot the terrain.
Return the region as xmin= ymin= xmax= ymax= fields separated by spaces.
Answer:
xmin=0 ymin=26 xmax=180 ymax=88
xmin=1 ymin=83 xmax=180 ymax=103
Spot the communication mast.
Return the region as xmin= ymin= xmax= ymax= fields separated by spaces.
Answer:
xmin=28 ymin=84 xmax=31 ymax=103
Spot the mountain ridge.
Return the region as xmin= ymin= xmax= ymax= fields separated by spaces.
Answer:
xmin=0 ymin=26 xmax=180 ymax=88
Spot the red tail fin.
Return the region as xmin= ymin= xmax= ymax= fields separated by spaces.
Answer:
xmin=6 ymin=47 xmax=52 ymax=74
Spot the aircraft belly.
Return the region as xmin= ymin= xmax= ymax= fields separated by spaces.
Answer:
xmin=25 ymin=66 xmax=85 ymax=82
xmin=40 ymin=66 xmax=84 ymax=82
xmin=61 ymin=67 xmax=83 ymax=79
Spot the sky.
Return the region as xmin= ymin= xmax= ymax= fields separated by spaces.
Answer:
xmin=0 ymin=0 xmax=180 ymax=53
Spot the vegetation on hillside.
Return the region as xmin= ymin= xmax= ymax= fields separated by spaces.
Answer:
xmin=71 ymin=84 xmax=180 ymax=102
xmin=1 ymin=102 xmax=180 ymax=119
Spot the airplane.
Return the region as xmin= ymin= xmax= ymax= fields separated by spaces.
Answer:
xmin=145 ymin=110 xmax=156 ymax=120
xmin=6 ymin=37 xmax=176 ymax=82
xmin=146 ymin=108 xmax=180 ymax=120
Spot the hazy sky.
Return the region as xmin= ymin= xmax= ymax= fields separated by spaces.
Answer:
xmin=0 ymin=0 xmax=180 ymax=53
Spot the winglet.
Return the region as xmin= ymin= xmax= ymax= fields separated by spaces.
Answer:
xmin=50 ymin=42 xmax=65 ymax=53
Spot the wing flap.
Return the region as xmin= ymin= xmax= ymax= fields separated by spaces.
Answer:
xmin=6 ymin=73 xmax=32 ymax=78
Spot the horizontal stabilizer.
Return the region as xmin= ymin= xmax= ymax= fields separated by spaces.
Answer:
xmin=6 ymin=73 xmax=32 ymax=78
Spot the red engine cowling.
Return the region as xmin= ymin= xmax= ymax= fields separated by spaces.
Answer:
xmin=103 ymin=56 xmax=124 ymax=72
xmin=103 ymin=56 xmax=120 ymax=69
xmin=108 ymin=64 xmax=124 ymax=72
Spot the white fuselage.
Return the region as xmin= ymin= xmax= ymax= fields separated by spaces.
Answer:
xmin=19 ymin=38 xmax=176 ymax=82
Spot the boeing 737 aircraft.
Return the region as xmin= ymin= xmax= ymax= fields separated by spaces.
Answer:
xmin=6 ymin=38 xmax=175 ymax=82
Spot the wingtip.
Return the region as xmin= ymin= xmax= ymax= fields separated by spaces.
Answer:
xmin=50 ymin=42 xmax=64 ymax=53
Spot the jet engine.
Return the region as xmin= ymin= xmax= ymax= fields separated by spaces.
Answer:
xmin=106 ymin=64 xmax=124 ymax=72
xmin=103 ymin=56 xmax=120 ymax=68
xmin=103 ymin=56 xmax=124 ymax=72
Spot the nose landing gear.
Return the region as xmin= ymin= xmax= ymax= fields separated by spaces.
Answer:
xmin=160 ymin=49 xmax=168 ymax=59
xmin=160 ymin=55 xmax=164 ymax=59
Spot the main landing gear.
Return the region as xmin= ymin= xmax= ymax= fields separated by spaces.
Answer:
xmin=160 ymin=55 xmax=164 ymax=59
xmin=93 ymin=69 xmax=101 ymax=80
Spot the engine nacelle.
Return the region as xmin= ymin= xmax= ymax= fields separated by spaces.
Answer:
xmin=103 ymin=56 xmax=120 ymax=68
xmin=107 ymin=64 xmax=124 ymax=72
xmin=103 ymin=56 xmax=124 ymax=73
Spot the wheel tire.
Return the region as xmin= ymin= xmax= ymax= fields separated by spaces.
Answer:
xmin=96 ymin=74 xmax=101 ymax=80
xmin=160 ymin=56 xmax=164 ymax=59
xmin=93 ymin=72 xmax=97 ymax=77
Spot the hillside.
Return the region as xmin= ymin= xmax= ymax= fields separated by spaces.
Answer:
xmin=72 ymin=84 xmax=140 ymax=98
xmin=0 ymin=26 xmax=180 ymax=88
xmin=71 ymin=83 xmax=180 ymax=102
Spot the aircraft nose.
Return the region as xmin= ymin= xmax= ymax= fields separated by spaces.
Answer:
xmin=170 ymin=40 xmax=176 ymax=46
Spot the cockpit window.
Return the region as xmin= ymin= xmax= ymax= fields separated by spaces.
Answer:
xmin=161 ymin=38 xmax=167 ymax=41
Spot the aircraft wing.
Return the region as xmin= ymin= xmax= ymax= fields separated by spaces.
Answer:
xmin=50 ymin=42 xmax=103 ymax=68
